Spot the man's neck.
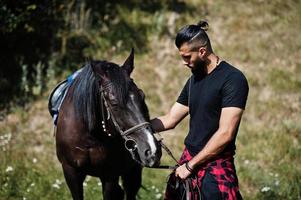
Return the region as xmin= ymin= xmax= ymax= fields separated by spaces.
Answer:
xmin=206 ymin=54 xmax=219 ymax=74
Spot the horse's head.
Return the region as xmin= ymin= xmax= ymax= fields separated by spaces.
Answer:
xmin=91 ymin=49 xmax=162 ymax=167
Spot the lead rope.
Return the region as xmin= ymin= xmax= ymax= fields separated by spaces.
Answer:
xmin=154 ymin=138 xmax=201 ymax=200
xmin=151 ymin=76 xmax=202 ymax=200
xmin=152 ymin=135 xmax=201 ymax=200
xmin=152 ymin=76 xmax=192 ymax=168
xmin=160 ymin=140 xmax=179 ymax=164
xmin=147 ymin=133 xmax=178 ymax=170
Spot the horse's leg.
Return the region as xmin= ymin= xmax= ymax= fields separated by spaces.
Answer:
xmin=100 ymin=177 xmax=124 ymax=200
xmin=62 ymin=163 xmax=86 ymax=200
xmin=122 ymin=164 xmax=142 ymax=200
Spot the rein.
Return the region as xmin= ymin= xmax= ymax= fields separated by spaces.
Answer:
xmin=148 ymin=136 xmax=202 ymax=200
xmin=99 ymin=84 xmax=177 ymax=167
xmin=99 ymin=83 xmax=179 ymax=169
xmin=99 ymin=84 xmax=199 ymax=199
xmin=147 ymin=136 xmax=178 ymax=170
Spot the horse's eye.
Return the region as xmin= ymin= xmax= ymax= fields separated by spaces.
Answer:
xmin=103 ymin=90 xmax=119 ymax=106
xmin=108 ymin=95 xmax=119 ymax=105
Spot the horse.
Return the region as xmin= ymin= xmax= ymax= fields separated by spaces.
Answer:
xmin=53 ymin=49 xmax=162 ymax=200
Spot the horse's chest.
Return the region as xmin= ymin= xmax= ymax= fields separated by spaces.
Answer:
xmin=86 ymin=138 xmax=129 ymax=165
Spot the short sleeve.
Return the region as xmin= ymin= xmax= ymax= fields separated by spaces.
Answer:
xmin=221 ymin=72 xmax=249 ymax=109
xmin=176 ymin=78 xmax=190 ymax=106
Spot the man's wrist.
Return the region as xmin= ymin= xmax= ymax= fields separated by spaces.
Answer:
xmin=185 ymin=161 xmax=194 ymax=172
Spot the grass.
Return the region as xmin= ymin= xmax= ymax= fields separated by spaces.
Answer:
xmin=1 ymin=0 xmax=301 ymax=199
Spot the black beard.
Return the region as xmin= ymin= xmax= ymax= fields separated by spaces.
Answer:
xmin=191 ymin=59 xmax=207 ymax=76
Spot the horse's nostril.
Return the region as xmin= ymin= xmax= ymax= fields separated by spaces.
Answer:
xmin=145 ymin=149 xmax=151 ymax=157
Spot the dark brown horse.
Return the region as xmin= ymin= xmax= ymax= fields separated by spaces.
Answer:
xmin=54 ymin=50 xmax=162 ymax=200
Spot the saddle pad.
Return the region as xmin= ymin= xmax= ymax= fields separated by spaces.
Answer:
xmin=48 ymin=80 xmax=68 ymax=125
xmin=48 ymin=68 xmax=83 ymax=125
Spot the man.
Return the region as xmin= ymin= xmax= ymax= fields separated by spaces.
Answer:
xmin=151 ymin=20 xmax=248 ymax=199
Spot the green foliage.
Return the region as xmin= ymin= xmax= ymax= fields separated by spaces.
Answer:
xmin=0 ymin=0 xmax=63 ymax=108
xmin=268 ymin=68 xmax=301 ymax=92
xmin=0 ymin=0 xmax=188 ymax=109
xmin=0 ymin=154 xmax=80 ymax=199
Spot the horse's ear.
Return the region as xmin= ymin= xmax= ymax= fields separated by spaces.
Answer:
xmin=122 ymin=48 xmax=134 ymax=76
xmin=90 ymin=61 xmax=108 ymax=83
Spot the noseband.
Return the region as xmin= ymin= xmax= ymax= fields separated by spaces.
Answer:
xmin=99 ymin=84 xmax=151 ymax=140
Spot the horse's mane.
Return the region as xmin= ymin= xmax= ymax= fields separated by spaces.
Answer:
xmin=70 ymin=61 xmax=129 ymax=131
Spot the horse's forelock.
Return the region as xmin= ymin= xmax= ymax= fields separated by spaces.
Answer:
xmin=101 ymin=62 xmax=130 ymax=106
xmin=70 ymin=61 xmax=130 ymax=131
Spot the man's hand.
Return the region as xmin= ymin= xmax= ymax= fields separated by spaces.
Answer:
xmin=151 ymin=102 xmax=189 ymax=132
xmin=175 ymin=163 xmax=192 ymax=179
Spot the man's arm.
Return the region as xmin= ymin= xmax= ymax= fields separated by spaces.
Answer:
xmin=175 ymin=107 xmax=244 ymax=179
xmin=151 ymin=102 xmax=189 ymax=132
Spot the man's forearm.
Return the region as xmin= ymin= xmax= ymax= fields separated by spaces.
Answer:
xmin=188 ymin=129 xmax=233 ymax=169
xmin=188 ymin=108 xmax=243 ymax=169
xmin=151 ymin=102 xmax=189 ymax=133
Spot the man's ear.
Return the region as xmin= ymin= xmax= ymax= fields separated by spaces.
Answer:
xmin=122 ymin=48 xmax=134 ymax=76
xmin=198 ymin=47 xmax=207 ymax=58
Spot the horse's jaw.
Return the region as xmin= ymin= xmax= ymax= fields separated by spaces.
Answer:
xmin=128 ymin=146 xmax=161 ymax=168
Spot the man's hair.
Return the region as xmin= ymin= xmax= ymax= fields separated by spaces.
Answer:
xmin=175 ymin=20 xmax=212 ymax=52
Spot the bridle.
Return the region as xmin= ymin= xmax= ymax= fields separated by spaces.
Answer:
xmin=99 ymin=83 xmax=178 ymax=169
xmin=99 ymin=83 xmax=151 ymax=151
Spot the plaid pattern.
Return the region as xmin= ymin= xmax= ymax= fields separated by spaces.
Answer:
xmin=165 ymin=148 xmax=242 ymax=200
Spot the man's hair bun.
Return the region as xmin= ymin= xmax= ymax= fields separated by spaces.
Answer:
xmin=196 ymin=20 xmax=209 ymax=31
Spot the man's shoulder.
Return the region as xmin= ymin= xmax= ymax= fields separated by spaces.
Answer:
xmin=220 ymin=61 xmax=247 ymax=80
xmin=220 ymin=61 xmax=242 ymax=72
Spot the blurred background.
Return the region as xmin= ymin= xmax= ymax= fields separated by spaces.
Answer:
xmin=0 ymin=0 xmax=300 ymax=199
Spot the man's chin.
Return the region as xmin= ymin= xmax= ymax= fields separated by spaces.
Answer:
xmin=192 ymin=63 xmax=206 ymax=74
xmin=191 ymin=68 xmax=200 ymax=74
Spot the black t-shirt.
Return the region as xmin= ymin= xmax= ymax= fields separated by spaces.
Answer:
xmin=177 ymin=61 xmax=249 ymax=156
